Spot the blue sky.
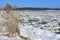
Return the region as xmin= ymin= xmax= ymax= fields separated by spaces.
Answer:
xmin=0 ymin=0 xmax=60 ymax=8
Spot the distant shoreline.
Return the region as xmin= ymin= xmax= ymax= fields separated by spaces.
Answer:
xmin=13 ymin=7 xmax=60 ymax=10
xmin=1 ymin=7 xmax=60 ymax=10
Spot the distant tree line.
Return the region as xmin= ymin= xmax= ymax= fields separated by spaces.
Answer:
xmin=16 ymin=7 xmax=60 ymax=10
xmin=0 ymin=3 xmax=60 ymax=10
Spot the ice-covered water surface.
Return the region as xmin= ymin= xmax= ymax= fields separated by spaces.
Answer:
xmin=19 ymin=23 xmax=60 ymax=40
xmin=0 ymin=10 xmax=60 ymax=40
xmin=19 ymin=10 xmax=60 ymax=33
xmin=19 ymin=10 xmax=60 ymax=40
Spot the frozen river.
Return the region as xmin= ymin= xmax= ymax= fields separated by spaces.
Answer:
xmin=0 ymin=10 xmax=60 ymax=40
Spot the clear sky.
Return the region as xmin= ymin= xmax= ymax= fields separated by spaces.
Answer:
xmin=0 ymin=0 xmax=60 ymax=8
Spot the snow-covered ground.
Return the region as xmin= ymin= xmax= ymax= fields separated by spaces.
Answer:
xmin=0 ymin=10 xmax=60 ymax=40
